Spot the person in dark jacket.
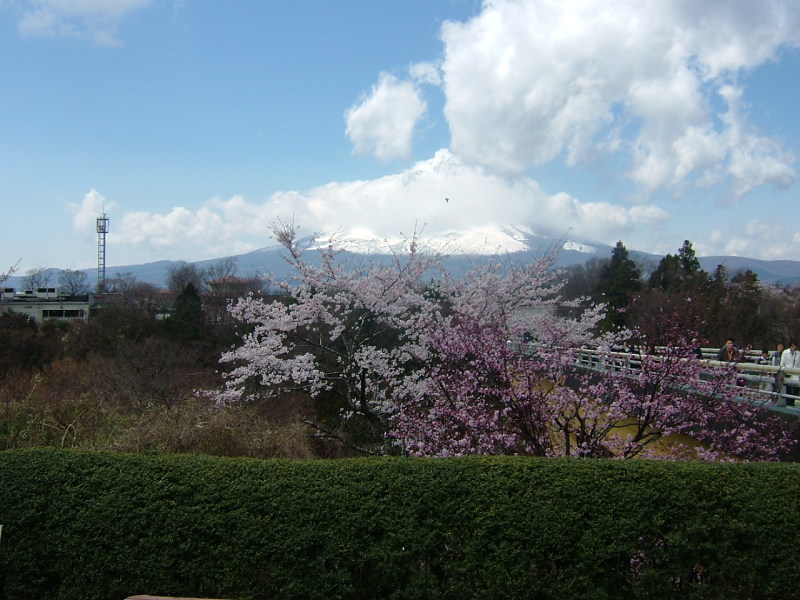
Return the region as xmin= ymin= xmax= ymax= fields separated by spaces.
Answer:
xmin=715 ymin=338 xmax=739 ymax=362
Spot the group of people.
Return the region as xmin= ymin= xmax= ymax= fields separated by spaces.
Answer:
xmin=713 ymin=338 xmax=798 ymax=368
xmin=715 ymin=338 xmax=798 ymax=405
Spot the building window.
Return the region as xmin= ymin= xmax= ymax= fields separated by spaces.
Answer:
xmin=42 ymin=309 xmax=85 ymax=319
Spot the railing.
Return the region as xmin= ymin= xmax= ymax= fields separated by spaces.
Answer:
xmin=508 ymin=343 xmax=800 ymax=417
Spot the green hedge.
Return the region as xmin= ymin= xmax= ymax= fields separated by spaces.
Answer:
xmin=0 ymin=449 xmax=798 ymax=600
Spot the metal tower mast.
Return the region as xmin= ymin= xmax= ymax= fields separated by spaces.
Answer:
xmin=96 ymin=214 xmax=109 ymax=292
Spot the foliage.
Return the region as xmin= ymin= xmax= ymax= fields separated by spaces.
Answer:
xmin=0 ymin=354 xmax=310 ymax=457
xmin=678 ymin=239 xmax=702 ymax=274
xmin=0 ymin=290 xmax=310 ymax=457
xmin=165 ymin=262 xmax=205 ymax=294
xmin=202 ymin=255 xmax=238 ymax=288
xmin=217 ymin=225 xmax=601 ymax=454
xmin=595 ymin=238 xmax=800 ymax=349
xmin=391 ymin=304 xmax=794 ymax=460
xmin=0 ymin=312 xmax=63 ymax=377
xmin=161 ymin=282 xmax=205 ymax=341
xmin=389 ymin=259 xmax=602 ymax=456
xmin=216 ymin=225 xmax=448 ymax=453
xmin=559 ymin=256 xmax=607 ymax=306
xmin=596 ymin=240 xmax=641 ymax=331
xmin=65 ymin=304 xmax=158 ymax=358
xmin=647 ymin=241 xmax=705 ymax=299
xmin=758 ymin=283 xmax=800 ymax=347
xmin=1 ymin=450 xmax=799 ymax=600
xmin=217 ymin=228 xmax=793 ymax=460
xmin=3 ymin=234 xmax=798 ymax=463
xmin=166 ymin=257 xmax=263 ymax=296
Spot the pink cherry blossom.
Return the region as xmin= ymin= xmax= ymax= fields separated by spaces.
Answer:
xmin=213 ymin=224 xmax=795 ymax=460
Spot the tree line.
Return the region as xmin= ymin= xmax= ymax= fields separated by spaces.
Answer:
xmin=560 ymin=239 xmax=800 ymax=352
xmin=0 ymin=236 xmax=797 ymax=459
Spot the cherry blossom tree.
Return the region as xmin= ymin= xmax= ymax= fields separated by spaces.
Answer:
xmin=216 ymin=224 xmax=446 ymax=452
xmin=390 ymin=304 xmax=794 ymax=461
xmin=216 ymin=225 xmax=794 ymax=460
xmin=387 ymin=253 xmax=607 ymax=456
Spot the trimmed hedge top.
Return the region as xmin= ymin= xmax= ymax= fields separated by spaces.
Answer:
xmin=0 ymin=449 xmax=798 ymax=600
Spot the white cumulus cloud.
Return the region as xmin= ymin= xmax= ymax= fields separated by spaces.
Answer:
xmin=409 ymin=61 xmax=442 ymax=86
xmin=68 ymin=188 xmax=116 ymax=231
xmin=93 ymin=150 xmax=663 ymax=261
xmin=345 ymin=72 xmax=427 ymax=162
xmin=439 ymin=0 xmax=799 ymax=199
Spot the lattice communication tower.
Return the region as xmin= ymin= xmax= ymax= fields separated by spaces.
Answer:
xmin=96 ymin=214 xmax=109 ymax=292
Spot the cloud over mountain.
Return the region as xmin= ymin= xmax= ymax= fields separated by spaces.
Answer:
xmin=82 ymin=150 xmax=666 ymax=262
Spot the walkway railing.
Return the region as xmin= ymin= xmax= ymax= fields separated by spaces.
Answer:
xmin=508 ymin=343 xmax=800 ymax=417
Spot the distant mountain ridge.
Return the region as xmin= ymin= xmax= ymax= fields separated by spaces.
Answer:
xmin=6 ymin=226 xmax=800 ymax=289
xmin=696 ymin=256 xmax=800 ymax=284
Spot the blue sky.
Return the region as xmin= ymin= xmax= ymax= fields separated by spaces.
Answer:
xmin=2 ymin=0 xmax=799 ymax=275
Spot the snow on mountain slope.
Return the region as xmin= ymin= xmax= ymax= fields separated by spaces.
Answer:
xmin=314 ymin=223 xmax=603 ymax=257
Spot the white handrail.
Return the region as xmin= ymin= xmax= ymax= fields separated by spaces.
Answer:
xmin=507 ymin=342 xmax=800 ymax=414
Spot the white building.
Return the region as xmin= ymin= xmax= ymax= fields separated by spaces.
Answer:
xmin=0 ymin=288 xmax=100 ymax=324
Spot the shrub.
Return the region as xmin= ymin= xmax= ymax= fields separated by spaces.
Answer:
xmin=0 ymin=450 xmax=798 ymax=600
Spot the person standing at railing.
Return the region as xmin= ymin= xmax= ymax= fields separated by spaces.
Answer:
xmin=770 ymin=343 xmax=785 ymax=366
xmin=756 ymin=349 xmax=773 ymax=392
xmin=715 ymin=338 xmax=739 ymax=362
xmin=767 ymin=343 xmax=785 ymax=393
xmin=757 ymin=349 xmax=770 ymax=365
xmin=780 ymin=342 xmax=800 ymax=406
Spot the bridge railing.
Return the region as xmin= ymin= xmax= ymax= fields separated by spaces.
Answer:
xmin=507 ymin=342 xmax=800 ymax=416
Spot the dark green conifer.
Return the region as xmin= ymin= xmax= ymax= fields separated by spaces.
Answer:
xmin=164 ymin=281 xmax=205 ymax=341
xmin=596 ymin=240 xmax=641 ymax=331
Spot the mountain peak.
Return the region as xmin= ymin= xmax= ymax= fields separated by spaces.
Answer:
xmin=314 ymin=223 xmax=603 ymax=257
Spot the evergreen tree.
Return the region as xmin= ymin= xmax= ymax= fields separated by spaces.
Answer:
xmin=648 ymin=253 xmax=682 ymax=291
xmin=596 ymin=241 xmax=641 ymax=331
xmin=634 ymin=240 xmax=713 ymax=340
xmin=698 ymin=264 xmax=729 ymax=342
xmin=649 ymin=240 xmax=707 ymax=293
xmin=726 ymin=269 xmax=765 ymax=346
xmin=678 ymin=239 xmax=702 ymax=274
xmin=164 ymin=282 xmax=206 ymax=341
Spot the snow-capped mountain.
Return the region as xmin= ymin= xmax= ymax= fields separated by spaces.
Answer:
xmin=312 ymin=223 xmax=602 ymax=258
xmin=6 ymin=224 xmax=800 ymax=290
